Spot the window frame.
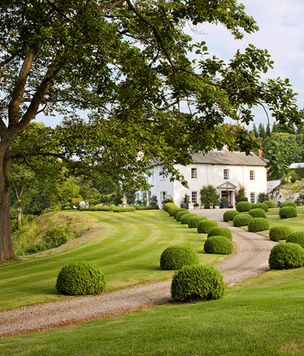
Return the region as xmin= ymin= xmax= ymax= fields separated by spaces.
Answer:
xmin=191 ymin=167 xmax=197 ymax=179
xmin=223 ymin=168 xmax=229 ymax=180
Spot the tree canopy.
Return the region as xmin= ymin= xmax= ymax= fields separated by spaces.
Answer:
xmin=0 ymin=0 xmax=303 ymax=260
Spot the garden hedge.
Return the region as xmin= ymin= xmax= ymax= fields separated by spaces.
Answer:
xmin=265 ymin=200 xmax=276 ymax=209
xmin=280 ymin=201 xmax=297 ymax=208
xmin=169 ymin=207 xmax=180 ymax=217
xmin=197 ymin=220 xmax=218 ymax=233
xmin=171 ymin=265 xmax=225 ymax=302
xmin=164 ymin=203 xmax=176 ymax=212
xmin=188 ymin=215 xmax=207 ymax=228
xmin=279 ymin=206 xmax=297 ymax=219
xmin=160 ymin=246 xmax=199 ymax=270
xmin=56 ymin=261 xmax=106 ymax=295
xmin=248 ymin=218 xmax=270 ymax=232
xmin=207 ymin=227 xmax=233 ymax=241
xmin=233 ymin=214 xmax=253 ymax=227
xmin=251 ymin=202 xmax=268 ymax=212
xmin=269 ymin=226 xmax=293 ymax=241
xmin=286 ymin=232 xmax=304 ymax=248
xmin=223 ymin=210 xmax=239 ymax=222
xmin=204 ymin=236 xmax=233 ymax=255
xmin=236 ymin=201 xmax=251 ymax=212
xmin=248 ymin=208 xmax=266 ymax=219
xmin=180 ymin=213 xmax=194 ymax=224
xmin=269 ymin=243 xmax=304 ymax=270
xmin=175 ymin=209 xmax=189 ymax=221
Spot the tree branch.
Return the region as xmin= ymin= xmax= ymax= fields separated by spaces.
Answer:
xmin=0 ymin=49 xmax=23 ymax=69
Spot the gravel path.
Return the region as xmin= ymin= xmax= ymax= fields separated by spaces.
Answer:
xmin=0 ymin=209 xmax=276 ymax=338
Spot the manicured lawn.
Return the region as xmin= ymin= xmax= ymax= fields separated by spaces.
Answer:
xmin=2 ymin=267 xmax=304 ymax=355
xmin=0 ymin=210 xmax=224 ymax=310
xmin=267 ymin=205 xmax=304 ymax=232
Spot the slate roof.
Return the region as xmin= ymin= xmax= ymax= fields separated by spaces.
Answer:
xmin=190 ymin=151 xmax=267 ymax=167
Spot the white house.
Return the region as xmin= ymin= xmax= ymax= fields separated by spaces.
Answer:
xmin=137 ymin=149 xmax=267 ymax=208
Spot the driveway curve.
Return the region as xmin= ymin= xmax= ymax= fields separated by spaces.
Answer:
xmin=0 ymin=209 xmax=276 ymax=337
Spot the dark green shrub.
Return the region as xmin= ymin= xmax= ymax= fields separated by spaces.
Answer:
xmin=279 ymin=206 xmax=297 ymax=219
xmin=180 ymin=213 xmax=194 ymax=224
xmin=280 ymin=201 xmax=296 ymax=208
xmin=160 ymin=246 xmax=199 ymax=270
xmin=188 ymin=215 xmax=207 ymax=228
xmin=164 ymin=203 xmax=176 ymax=212
xmin=269 ymin=243 xmax=304 ymax=270
xmin=207 ymin=227 xmax=233 ymax=241
xmin=113 ymin=206 xmax=136 ymax=212
xmin=269 ymin=226 xmax=293 ymax=241
xmin=43 ymin=227 xmax=68 ymax=249
xmin=175 ymin=209 xmax=189 ymax=222
xmin=135 ymin=205 xmax=158 ymax=210
xmin=265 ymin=200 xmax=276 ymax=209
xmin=251 ymin=203 xmax=268 ymax=212
xmin=286 ymin=232 xmax=304 ymax=248
xmin=236 ymin=201 xmax=251 ymax=212
xmin=239 ymin=197 xmax=248 ymax=202
xmin=197 ymin=220 xmax=218 ymax=233
xmin=204 ymin=236 xmax=233 ymax=254
xmin=223 ymin=210 xmax=239 ymax=222
xmin=56 ymin=261 xmax=106 ymax=295
xmin=169 ymin=207 xmax=180 ymax=217
xmin=233 ymin=214 xmax=253 ymax=227
xmin=172 ymin=208 xmax=186 ymax=219
xmin=249 ymin=208 xmax=266 ymax=219
xmin=248 ymin=218 xmax=270 ymax=232
xmin=171 ymin=265 xmax=225 ymax=302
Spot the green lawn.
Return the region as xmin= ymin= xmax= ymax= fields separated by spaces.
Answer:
xmin=0 ymin=210 xmax=224 ymax=310
xmin=2 ymin=267 xmax=304 ymax=355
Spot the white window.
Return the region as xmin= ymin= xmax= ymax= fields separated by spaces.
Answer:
xmin=250 ymin=192 xmax=255 ymax=203
xmin=250 ymin=170 xmax=255 ymax=181
xmin=191 ymin=191 xmax=198 ymax=203
xmin=191 ymin=168 xmax=197 ymax=179
xmin=223 ymin=169 xmax=229 ymax=180
xmin=160 ymin=191 xmax=167 ymax=203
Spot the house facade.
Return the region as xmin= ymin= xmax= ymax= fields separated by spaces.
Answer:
xmin=137 ymin=150 xmax=267 ymax=209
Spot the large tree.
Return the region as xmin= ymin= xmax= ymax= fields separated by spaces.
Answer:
xmin=0 ymin=0 xmax=303 ymax=260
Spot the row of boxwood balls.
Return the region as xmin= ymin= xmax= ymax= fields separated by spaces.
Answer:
xmin=164 ymin=202 xmax=234 ymax=255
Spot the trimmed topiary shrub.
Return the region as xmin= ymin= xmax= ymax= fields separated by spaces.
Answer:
xmin=207 ymin=227 xmax=233 ymax=241
xmin=169 ymin=207 xmax=180 ymax=217
xmin=180 ymin=213 xmax=194 ymax=224
xmin=248 ymin=218 xmax=270 ymax=232
xmin=269 ymin=226 xmax=293 ymax=241
xmin=286 ymin=232 xmax=304 ymax=248
xmin=251 ymin=203 xmax=268 ymax=212
xmin=279 ymin=206 xmax=297 ymax=219
xmin=171 ymin=265 xmax=225 ymax=302
xmin=236 ymin=201 xmax=251 ymax=212
xmin=248 ymin=208 xmax=266 ymax=219
xmin=160 ymin=246 xmax=199 ymax=270
xmin=176 ymin=209 xmax=190 ymax=222
xmin=172 ymin=208 xmax=187 ymax=219
xmin=56 ymin=261 xmax=106 ymax=295
xmin=280 ymin=201 xmax=296 ymax=208
xmin=204 ymin=236 xmax=233 ymax=255
xmin=223 ymin=210 xmax=239 ymax=222
xmin=265 ymin=200 xmax=276 ymax=209
xmin=197 ymin=220 xmax=218 ymax=233
xmin=164 ymin=202 xmax=176 ymax=212
xmin=269 ymin=243 xmax=304 ymax=269
xmin=233 ymin=214 xmax=253 ymax=227
xmin=188 ymin=215 xmax=207 ymax=228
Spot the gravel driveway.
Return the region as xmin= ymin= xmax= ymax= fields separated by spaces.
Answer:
xmin=0 ymin=209 xmax=276 ymax=338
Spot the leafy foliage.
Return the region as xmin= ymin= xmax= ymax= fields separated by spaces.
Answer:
xmin=279 ymin=206 xmax=297 ymax=219
xmin=160 ymin=246 xmax=199 ymax=270
xmin=180 ymin=213 xmax=194 ymax=225
xmin=269 ymin=243 xmax=304 ymax=270
xmin=236 ymin=201 xmax=251 ymax=212
xmin=171 ymin=265 xmax=225 ymax=302
xmin=251 ymin=203 xmax=268 ymax=212
xmin=223 ymin=210 xmax=239 ymax=222
xmin=207 ymin=227 xmax=233 ymax=241
xmin=286 ymin=232 xmax=304 ymax=248
xmin=248 ymin=218 xmax=270 ymax=232
xmin=265 ymin=200 xmax=276 ymax=209
xmin=233 ymin=214 xmax=253 ymax=227
xmin=176 ymin=210 xmax=190 ymax=222
xmin=204 ymin=236 xmax=233 ymax=255
xmin=269 ymin=226 xmax=293 ymax=241
xmin=188 ymin=215 xmax=207 ymax=228
xmin=56 ymin=261 xmax=106 ymax=295
xmin=248 ymin=208 xmax=266 ymax=219
xmin=197 ymin=220 xmax=218 ymax=233
xmin=200 ymin=185 xmax=220 ymax=208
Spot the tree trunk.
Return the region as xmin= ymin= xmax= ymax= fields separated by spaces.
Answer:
xmin=17 ymin=202 xmax=22 ymax=229
xmin=0 ymin=144 xmax=16 ymax=261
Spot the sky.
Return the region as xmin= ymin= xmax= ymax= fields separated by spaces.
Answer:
xmin=39 ymin=0 xmax=304 ymax=129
